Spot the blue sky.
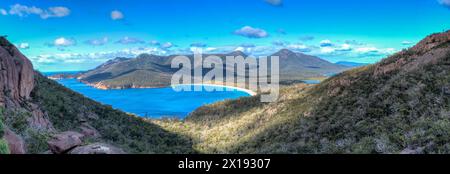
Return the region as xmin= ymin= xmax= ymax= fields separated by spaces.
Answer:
xmin=0 ymin=0 xmax=449 ymax=71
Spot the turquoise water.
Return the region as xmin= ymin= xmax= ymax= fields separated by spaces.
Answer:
xmin=302 ymin=80 xmax=321 ymax=84
xmin=55 ymin=79 xmax=251 ymax=119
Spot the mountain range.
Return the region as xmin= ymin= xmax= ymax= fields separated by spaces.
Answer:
xmin=72 ymin=49 xmax=349 ymax=89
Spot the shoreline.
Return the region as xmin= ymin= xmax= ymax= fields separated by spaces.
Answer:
xmin=171 ymin=84 xmax=257 ymax=96
xmin=61 ymin=78 xmax=258 ymax=96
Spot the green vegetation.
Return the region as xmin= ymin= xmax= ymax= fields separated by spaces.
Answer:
xmin=3 ymin=109 xmax=31 ymax=134
xmin=31 ymin=73 xmax=195 ymax=154
xmin=156 ymin=31 xmax=450 ymax=154
xmin=0 ymin=115 xmax=4 ymax=137
xmin=0 ymin=114 xmax=10 ymax=154
xmin=0 ymin=139 xmax=9 ymax=154
xmin=25 ymin=130 xmax=50 ymax=154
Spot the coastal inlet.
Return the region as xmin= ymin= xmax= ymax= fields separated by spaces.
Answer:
xmin=54 ymin=78 xmax=252 ymax=119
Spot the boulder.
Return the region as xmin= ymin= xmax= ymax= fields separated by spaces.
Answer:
xmin=79 ymin=124 xmax=100 ymax=138
xmin=399 ymin=147 xmax=424 ymax=154
xmin=69 ymin=143 xmax=125 ymax=154
xmin=47 ymin=131 xmax=84 ymax=154
xmin=28 ymin=103 xmax=54 ymax=131
xmin=3 ymin=127 xmax=26 ymax=154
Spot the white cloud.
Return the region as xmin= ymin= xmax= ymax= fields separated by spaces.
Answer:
xmin=401 ymin=41 xmax=413 ymax=45
xmin=439 ymin=0 xmax=450 ymax=8
xmin=52 ymin=37 xmax=76 ymax=47
xmin=240 ymin=43 xmax=255 ymax=48
xmin=115 ymin=37 xmax=145 ymax=44
xmin=0 ymin=9 xmax=7 ymax=15
xmin=353 ymin=47 xmax=396 ymax=56
xmin=265 ymin=0 xmax=283 ymax=6
xmin=336 ymin=44 xmax=352 ymax=51
xmin=161 ymin=42 xmax=174 ymax=49
xmin=287 ymin=44 xmax=312 ymax=52
xmin=34 ymin=55 xmax=57 ymax=63
xmin=355 ymin=47 xmax=378 ymax=53
xmin=272 ymin=40 xmax=288 ymax=46
xmin=111 ymin=10 xmax=124 ymax=20
xmin=234 ymin=46 xmax=245 ymax=52
xmin=150 ymin=40 xmax=160 ymax=45
xmin=8 ymin=4 xmax=70 ymax=19
xmin=31 ymin=47 xmax=170 ymax=65
xmin=85 ymin=37 xmax=109 ymax=46
xmin=190 ymin=42 xmax=207 ymax=47
xmin=320 ymin=47 xmax=335 ymax=54
xmin=234 ymin=26 xmax=269 ymax=38
xmin=205 ymin=47 xmax=218 ymax=52
xmin=42 ymin=7 xmax=70 ymax=19
xmin=17 ymin=43 xmax=29 ymax=49
xmin=345 ymin=40 xmax=365 ymax=46
xmin=318 ymin=43 xmax=351 ymax=54
xmin=299 ymin=36 xmax=315 ymax=41
xmin=320 ymin=40 xmax=334 ymax=47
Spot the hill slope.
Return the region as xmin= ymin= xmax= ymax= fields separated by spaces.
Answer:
xmin=76 ymin=50 xmax=348 ymax=89
xmin=274 ymin=49 xmax=347 ymax=80
xmin=0 ymin=37 xmax=194 ymax=154
xmin=156 ymin=30 xmax=450 ymax=154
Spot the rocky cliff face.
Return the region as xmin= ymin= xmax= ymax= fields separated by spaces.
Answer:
xmin=0 ymin=37 xmax=34 ymax=106
xmin=0 ymin=37 xmax=54 ymax=154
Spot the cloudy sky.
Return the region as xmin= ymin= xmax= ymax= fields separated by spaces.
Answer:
xmin=0 ymin=0 xmax=449 ymax=71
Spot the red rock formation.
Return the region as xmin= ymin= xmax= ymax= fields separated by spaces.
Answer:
xmin=0 ymin=37 xmax=55 ymax=153
xmin=69 ymin=143 xmax=125 ymax=154
xmin=0 ymin=37 xmax=34 ymax=106
xmin=3 ymin=127 xmax=25 ymax=154
xmin=47 ymin=131 xmax=84 ymax=154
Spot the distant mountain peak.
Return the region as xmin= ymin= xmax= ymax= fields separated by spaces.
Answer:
xmin=228 ymin=50 xmax=247 ymax=57
xmin=272 ymin=49 xmax=298 ymax=57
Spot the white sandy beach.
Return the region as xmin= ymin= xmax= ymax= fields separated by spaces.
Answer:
xmin=171 ymin=84 xmax=257 ymax=96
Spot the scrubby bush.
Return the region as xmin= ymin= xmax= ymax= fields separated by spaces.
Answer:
xmin=0 ymin=118 xmax=4 ymax=138
xmin=0 ymin=139 xmax=9 ymax=154
xmin=26 ymin=130 xmax=50 ymax=154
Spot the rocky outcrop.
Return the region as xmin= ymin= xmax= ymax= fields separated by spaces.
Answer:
xmin=47 ymin=131 xmax=84 ymax=154
xmin=27 ymin=103 xmax=54 ymax=131
xmin=411 ymin=31 xmax=450 ymax=54
xmin=79 ymin=123 xmax=100 ymax=138
xmin=374 ymin=30 xmax=450 ymax=77
xmin=0 ymin=37 xmax=34 ymax=106
xmin=47 ymin=131 xmax=125 ymax=154
xmin=0 ymin=37 xmax=56 ymax=153
xmin=3 ymin=127 xmax=25 ymax=154
xmin=69 ymin=143 xmax=125 ymax=154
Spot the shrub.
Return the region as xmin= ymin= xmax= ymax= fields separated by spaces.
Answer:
xmin=0 ymin=139 xmax=10 ymax=154
xmin=0 ymin=119 xmax=4 ymax=138
xmin=26 ymin=130 xmax=50 ymax=154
